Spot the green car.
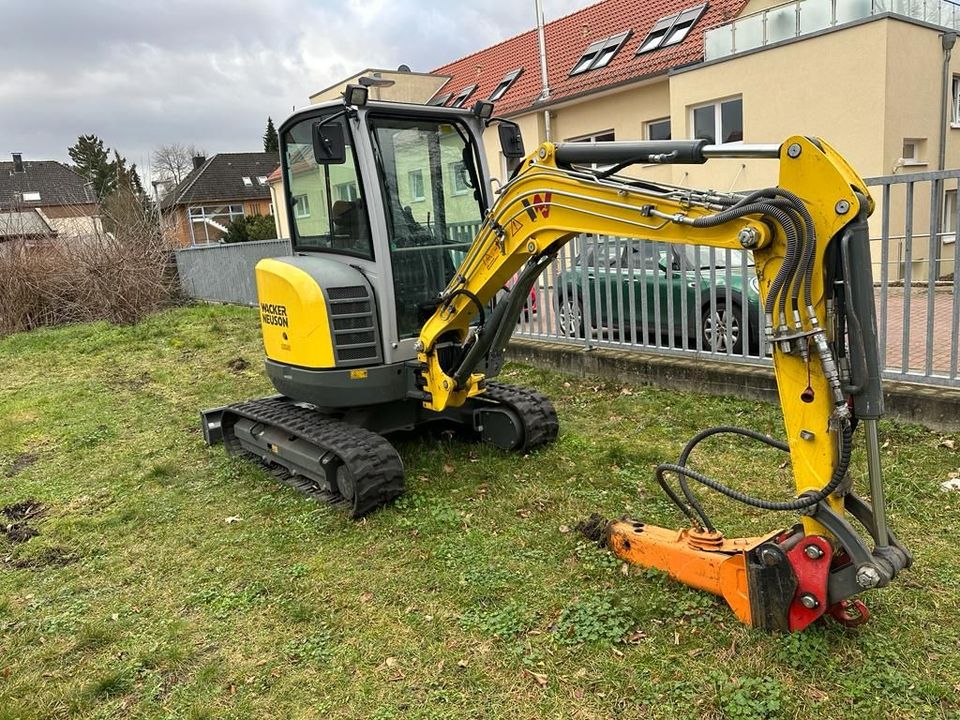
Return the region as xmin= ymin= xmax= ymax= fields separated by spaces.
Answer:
xmin=554 ymin=238 xmax=762 ymax=354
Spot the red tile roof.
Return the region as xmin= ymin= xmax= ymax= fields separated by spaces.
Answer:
xmin=430 ymin=0 xmax=748 ymax=116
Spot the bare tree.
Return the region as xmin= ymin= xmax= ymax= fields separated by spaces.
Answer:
xmin=151 ymin=143 xmax=206 ymax=186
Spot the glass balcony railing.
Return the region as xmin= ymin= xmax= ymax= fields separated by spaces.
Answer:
xmin=705 ymin=0 xmax=960 ymax=60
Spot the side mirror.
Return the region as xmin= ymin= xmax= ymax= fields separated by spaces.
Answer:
xmin=498 ymin=122 xmax=525 ymax=159
xmin=313 ymin=122 xmax=346 ymax=164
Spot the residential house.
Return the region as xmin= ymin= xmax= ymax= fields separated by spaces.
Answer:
xmin=307 ymin=0 xmax=960 ymax=280
xmin=0 ymin=153 xmax=100 ymax=239
xmin=160 ymin=152 xmax=279 ymax=246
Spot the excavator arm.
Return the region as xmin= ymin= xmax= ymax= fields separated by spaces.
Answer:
xmin=416 ymin=135 xmax=911 ymax=631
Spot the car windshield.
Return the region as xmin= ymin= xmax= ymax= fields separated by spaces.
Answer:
xmin=680 ymin=246 xmax=754 ymax=269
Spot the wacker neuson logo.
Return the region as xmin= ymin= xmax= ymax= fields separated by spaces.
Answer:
xmin=260 ymin=303 xmax=289 ymax=328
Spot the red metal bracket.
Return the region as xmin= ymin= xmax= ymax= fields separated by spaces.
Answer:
xmin=785 ymin=535 xmax=832 ymax=632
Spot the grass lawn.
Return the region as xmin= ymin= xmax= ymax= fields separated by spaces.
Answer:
xmin=1 ymin=304 xmax=959 ymax=720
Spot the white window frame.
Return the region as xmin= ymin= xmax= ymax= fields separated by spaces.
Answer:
xmin=488 ymin=68 xmax=523 ymax=102
xmin=242 ymin=176 xmax=253 ymax=187
xmin=570 ymin=32 xmax=631 ymax=76
xmin=21 ymin=191 xmax=41 ymax=202
xmin=689 ymin=96 xmax=743 ymax=145
xmin=943 ymin=188 xmax=957 ymax=244
xmin=188 ymin=204 xmax=244 ymax=244
xmin=335 ymin=182 xmax=358 ymax=202
xmin=901 ymin=138 xmax=926 ymax=166
xmin=408 ymin=169 xmax=425 ymax=202
xmin=257 ymin=176 xmax=269 ymax=186
xmin=293 ymin=194 xmax=310 ymax=219
xmin=449 ymin=161 xmax=470 ymax=195
xmin=637 ymin=4 xmax=707 ymax=55
xmin=450 ymin=84 xmax=477 ymax=108
xmin=953 ymin=75 xmax=960 ymax=128
xmin=645 ymin=117 xmax=672 ymax=141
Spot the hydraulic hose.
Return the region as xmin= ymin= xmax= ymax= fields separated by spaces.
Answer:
xmin=656 ymin=421 xmax=852 ymax=514
xmin=666 ymin=426 xmax=791 ymax=532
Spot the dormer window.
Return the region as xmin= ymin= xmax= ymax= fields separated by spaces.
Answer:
xmin=637 ymin=4 xmax=707 ymax=55
xmin=450 ymin=84 xmax=478 ymax=108
xmin=488 ymin=68 xmax=523 ymax=101
xmin=428 ymin=92 xmax=452 ymax=106
xmin=570 ymin=31 xmax=631 ymax=76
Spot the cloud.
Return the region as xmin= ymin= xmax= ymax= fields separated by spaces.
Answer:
xmin=0 ymin=0 xmax=586 ymax=176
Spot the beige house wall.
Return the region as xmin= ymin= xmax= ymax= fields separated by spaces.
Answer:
xmin=310 ymin=69 xmax=450 ymax=105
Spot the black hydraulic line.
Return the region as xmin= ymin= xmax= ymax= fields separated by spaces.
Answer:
xmin=656 ymin=421 xmax=852 ymax=513
xmin=667 ymin=426 xmax=791 ymax=532
xmin=441 ymin=288 xmax=486 ymax=328
xmin=688 ymin=199 xmax=801 ymax=330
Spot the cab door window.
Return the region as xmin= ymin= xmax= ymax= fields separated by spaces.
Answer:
xmin=282 ymin=116 xmax=374 ymax=259
xmin=369 ymin=116 xmax=486 ymax=338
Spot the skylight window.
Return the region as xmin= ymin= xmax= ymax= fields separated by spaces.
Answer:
xmin=488 ymin=68 xmax=523 ymax=101
xmin=21 ymin=191 xmax=40 ymax=202
xmin=428 ymin=92 xmax=452 ymax=106
xmin=450 ymin=84 xmax=478 ymax=108
xmin=242 ymin=176 xmax=253 ymax=187
xmin=257 ymin=176 xmax=269 ymax=185
xmin=636 ymin=4 xmax=707 ymax=55
xmin=569 ymin=31 xmax=631 ymax=76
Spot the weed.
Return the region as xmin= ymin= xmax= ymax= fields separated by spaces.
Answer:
xmin=552 ymin=592 xmax=634 ymax=645
xmin=459 ymin=601 xmax=532 ymax=640
xmin=711 ymin=672 xmax=784 ymax=720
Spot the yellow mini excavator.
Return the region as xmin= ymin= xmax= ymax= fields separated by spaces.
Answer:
xmin=202 ymin=85 xmax=910 ymax=632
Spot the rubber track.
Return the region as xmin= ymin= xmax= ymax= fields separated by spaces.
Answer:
xmin=482 ymin=382 xmax=559 ymax=452
xmin=221 ymin=397 xmax=404 ymax=518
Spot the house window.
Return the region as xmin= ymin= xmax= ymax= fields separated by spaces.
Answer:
xmin=242 ymin=176 xmax=253 ymax=187
xmin=257 ymin=176 xmax=269 ymax=186
xmin=450 ymin=161 xmax=470 ymax=194
xmin=637 ymin=5 xmax=707 ymax=55
xmin=691 ymin=97 xmax=743 ymax=144
xmin=570 ymin=32 xmax=632 ymax=76
xmin=428 ymin=92 xmax=452 ymax=107
xmin=646 ymin=118 xmax=672 ymax=141
xmin=944 ymin=189 xmax=957 ymax=241
xmin=21 ymin=191 xmax=41 ymax=202
xmin=335 ymin=182 xmax=359 ymax=202
xmin=901 ymin=138 xmax=926 ymax=166
xmin=450 ymin=84 xmax=477 ymax=108
xmin=489 ymin=68 xmax=523 ymax=102
xmin=293 ymin=194 xmax=310 ymax=219
xmin=953 ymin=76 xmax=960 ymax=126
xmin=408 ymin=169 xmax=425 ymax=201
xmin=188 ymin=204 xmax=245 ymax=244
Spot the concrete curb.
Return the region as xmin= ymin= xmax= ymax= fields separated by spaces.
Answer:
xmin=506 ymin=339 xmax=960 ymax=432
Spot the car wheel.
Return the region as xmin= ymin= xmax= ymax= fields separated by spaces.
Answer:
xmin=701 ymin=299 xmax=743 ymax=354
xmin=556 ymin=289 xmax=584 ymax=338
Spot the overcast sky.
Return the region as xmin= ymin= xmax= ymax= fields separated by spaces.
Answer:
xmin=0 ymin=0 xmax=587 ymax=179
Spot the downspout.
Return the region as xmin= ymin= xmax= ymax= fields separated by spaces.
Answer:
xmin=535 ymin=0 xmax=552 ymax=141
xmin=937 ymin=31 xmax=956 ymax=271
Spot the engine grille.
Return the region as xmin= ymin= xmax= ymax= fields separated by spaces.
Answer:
xmin=325 ymin=284 xmax=381 ymax=366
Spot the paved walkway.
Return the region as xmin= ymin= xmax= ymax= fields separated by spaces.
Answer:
xmin=881 ymin=286 xmax=957 ymax=376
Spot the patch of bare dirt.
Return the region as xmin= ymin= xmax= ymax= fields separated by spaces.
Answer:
xmin=2 ymin=499 xmax=47 ymax=544
xmin=5 ymin=545 xmax=78 ymax=569
xmin=2 ymin=499 xmax=46 ymax=521
xmin=227 ymin=357 xmax=250 ymax=373
xmin=4 ymin=453 xmax=38 ymax=478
